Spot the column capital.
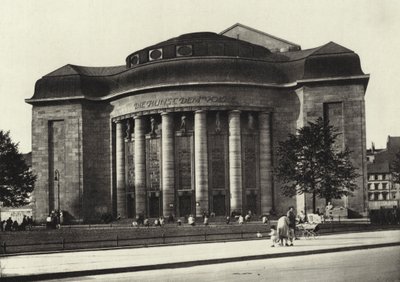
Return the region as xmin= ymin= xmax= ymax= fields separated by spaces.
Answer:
xmin=195 ymin=110 xmax=206 ymax=114
xmin=161 ymin=111 xmax=172 ymax=116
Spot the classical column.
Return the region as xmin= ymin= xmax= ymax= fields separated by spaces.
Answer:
xmin=134 ymin=116 xmax=146 ymax=216
xmin=194 ymin=110 xmax=209 ymax=217
xmin=229 ymin=110 xmax=242 ymax=214
xmin=161 ymin=112 xmax=175 ymax=216
xmin=259 ymin=112 xmax=273 ymax=215
xmin=115 ymin=120 xmax=126 ymax=218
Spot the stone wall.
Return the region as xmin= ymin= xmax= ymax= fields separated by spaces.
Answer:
xmin=270 ymin=89 xmax=301 ymax=215
xmin=31 ymin=103 xmax=83 ymax=222
xmin=301 ymin=82 xmax=367 ymax=215
xmin=81 ymin=102 xmax=113 ymax=222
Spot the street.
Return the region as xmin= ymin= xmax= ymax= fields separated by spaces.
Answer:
xmin=49 ymin=246 xmax=400 ymax=282
xmin=1 ymin=230 xmax=399 ymax=280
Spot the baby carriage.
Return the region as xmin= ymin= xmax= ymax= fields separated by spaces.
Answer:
xmin=297 ymin=223 xmax=320 ymax=239
xmin=296 ymin=214 xmax=321 ymax=239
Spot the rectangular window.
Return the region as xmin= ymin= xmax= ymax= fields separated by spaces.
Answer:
xmin=323 ymin=102 xmax=344 ymax=151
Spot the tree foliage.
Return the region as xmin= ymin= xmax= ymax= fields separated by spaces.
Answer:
xmin=391 ymin=151 xmax=400 ymax=185
xmin=275 ymin=118 xmax=359 ymax=211
xmin=0 ymin=130 xmax=36 ymax=207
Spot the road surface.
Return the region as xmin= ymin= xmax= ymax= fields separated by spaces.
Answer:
xmin=49 ymin=246 xmax=400 ymax=282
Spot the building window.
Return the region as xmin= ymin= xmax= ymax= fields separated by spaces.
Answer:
xmin=382 ymin=174 xmax=386 ymax=180
xmin=130 ymin=54 xmax=140 ymax=66
xmin=176 ymin=45 xmax=193 ymax=57
xmin=368 ymin=183 xmax=372 ymax=190
xmin=323 ymin=102 xmax=343 ymax=151
xmin=374 ymin=183 xmax=379 ymax=190
xmin=149 ymin=48 xmax=163 ymax=61
xmin=384 ymin=192 xmax=390 ymax=200
xmin=374 ymin=174 xmax=378 ymax=180
xmin=382 ymin=183 xmax=388 ymax=190
xmin=392 ymin=193 xmax=397 ymax=199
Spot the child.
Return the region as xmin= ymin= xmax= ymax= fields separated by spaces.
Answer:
xmin=269 ymin=225 xmax=278 ymax=247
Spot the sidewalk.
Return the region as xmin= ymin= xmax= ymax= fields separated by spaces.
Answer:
xmin=1 ymin=230 xmax=400 ymax=280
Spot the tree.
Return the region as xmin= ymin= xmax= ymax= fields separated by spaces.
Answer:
xmin=0 ymin=130 xmax=36 ymax=207
xmin=275 ymin=118 xmax=359 ymax=213
xmin=391 ymin=151 xmax=400 ymax=185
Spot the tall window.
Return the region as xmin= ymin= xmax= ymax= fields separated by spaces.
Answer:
xmin=323 ymin=102 xmax=343 ymax=151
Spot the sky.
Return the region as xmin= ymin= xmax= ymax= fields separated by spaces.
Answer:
xmin=0 ymin=0 xmax=399 ymax=153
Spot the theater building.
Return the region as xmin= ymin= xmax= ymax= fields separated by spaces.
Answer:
xmin=26 ymin=24 xmax=369 ymax=222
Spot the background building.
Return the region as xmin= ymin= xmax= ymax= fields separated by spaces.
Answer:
xmin=367 ymin=136 xmax=400 ymax=209
xmin=26 ymin=24 xmax=369 ymax=222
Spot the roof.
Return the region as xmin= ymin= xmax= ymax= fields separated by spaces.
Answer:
xmin=368 ymin=136 xmax=400 ymax=173
xmin=368 ymin=150 xmax=390 ymax=173
xmin=26 ymin=27 xmax=368 ymax=103
xmin=220 ymin=23 xmax=301 ymax=52
xmin=46 ymin=65 xmax=126 ymax=77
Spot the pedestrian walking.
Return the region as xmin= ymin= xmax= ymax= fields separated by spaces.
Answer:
xmin=277 ymin=215 xmax=290 ymax=246
xmin=287 ymin=207 xmax=296 ymax=246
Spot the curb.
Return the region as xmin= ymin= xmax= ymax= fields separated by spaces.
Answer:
xmin=2 ymin=241 xmax=400 ymax=281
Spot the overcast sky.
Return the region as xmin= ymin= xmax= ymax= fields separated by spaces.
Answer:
xmin=0 ymin=0 xmax=399 ymax=153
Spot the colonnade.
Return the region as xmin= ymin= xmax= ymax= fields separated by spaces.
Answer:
xmin=115 ymin=110 xmax=273 ymax=218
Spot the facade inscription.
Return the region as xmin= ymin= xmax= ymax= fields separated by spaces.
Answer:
xmin=133 ymin=96 xmax=238 ymax=110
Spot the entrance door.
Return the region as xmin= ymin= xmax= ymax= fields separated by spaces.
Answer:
xmin=148 ymin=195 xmax=160 ymax=218
xmin=179 ymin=195 xmax=192 ymax=217
xmin=127 ymin=194 xmax=135 ymax=218
xmin=246 ymin=194 xmax=257 ymax=215
xmin=213 ymin=194 xmax=226 ymax=216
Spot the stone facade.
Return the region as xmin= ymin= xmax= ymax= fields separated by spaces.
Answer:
xmin=31 ymin=103 xmax=83 ymax=221
xmin=367 ymin=136 xmax=400 ymax=209
xmin=27 ymin=25 xmax=370 ymax=222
